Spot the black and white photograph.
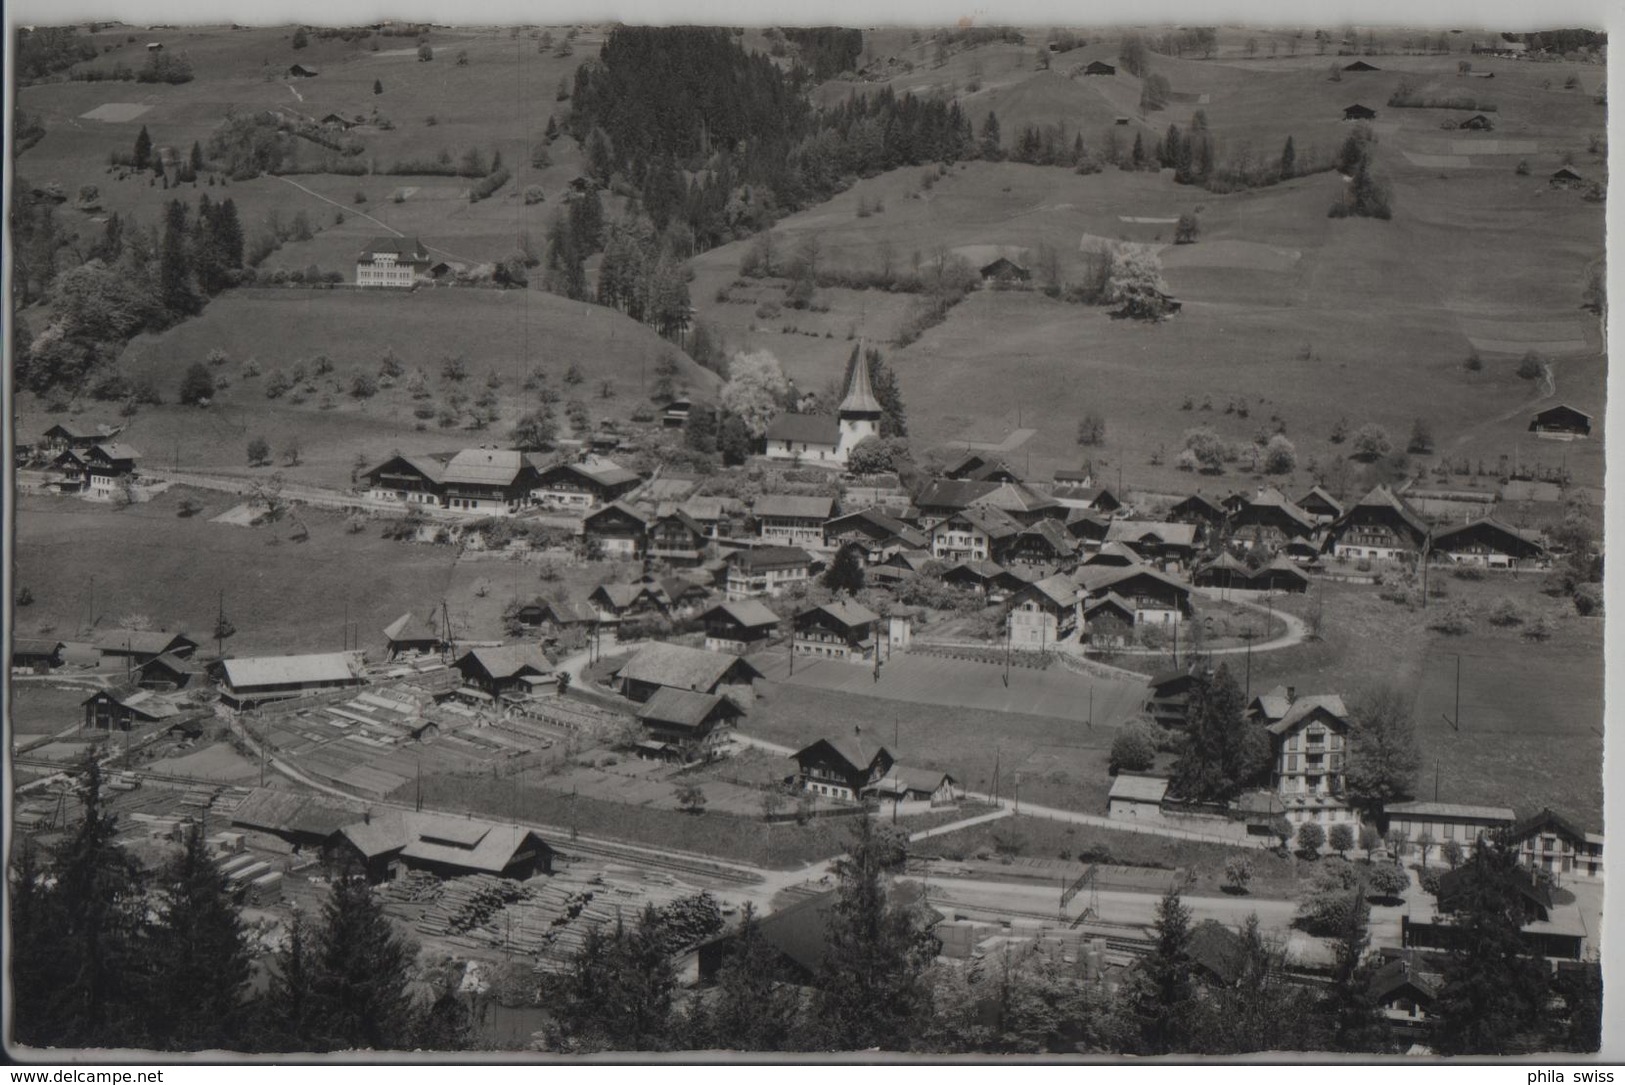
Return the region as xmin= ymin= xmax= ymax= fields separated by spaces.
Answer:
xmin=3 ymin=1 xmax=1614 ymax=1062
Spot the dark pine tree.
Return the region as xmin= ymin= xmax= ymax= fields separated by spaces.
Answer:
xmin=551 ymin=906 xmax=676 ymax=1052
xmin=695 ymin=903 xmax=804 ymax=1050
xmin=143 ymin=823 xmax=253 ymax=1050
xmin=304 ymin=874 xmax=419 ymax=1051
xmin=685 ymin=403 xmax=719 ymax=454
xmin=262 ymin=908 xmax=319 ymax=1051
xmin=823 ymin=543 xmax=867 ymax=595
xmin=717 ymin=410 xmax=753 ymax=465
xmin=134 ymin=124 xmax=153 ymax=169
xmin=188 ymin=140 xmax=204 ymax=174
xmin=1280 ymin=135 xmax=1297 ymax=179
xmin=980 ymin=111 xmax=1003 ymax=161
xmin=1121 ymin=887 xmax=1196 ymax=1054
xmin=1318 ymin=885 xmax=1392 ymax=1053
xmin=1170 ymin=663 xmax=1268 ymax=803
xmin=158 ymin=198 xmax=199 ymax=320
xmin=373 ymin=78 xmax=383 ymax=94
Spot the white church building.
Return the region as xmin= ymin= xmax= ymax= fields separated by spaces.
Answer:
xmin=762 ymin=346 xmax=883 ymax=466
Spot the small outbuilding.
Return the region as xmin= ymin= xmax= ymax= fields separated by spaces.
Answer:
xmin=1108 ymin=773 xmax=1168 ymax=820
xmin=1084 ymin=60 xmax=1116 ymax=75
xmin=288 ymin=63 xmax=319 ymax=78
xmin=1528 ymin=403 xmax=1592 ymax=438
xmin=1343 ymin=60 xmax=1381 ymax=71
xmin=1343 ymin=103 xmax=1378 ymax=121
xmin=1458 ymin=113 xmax=1495 ymax=131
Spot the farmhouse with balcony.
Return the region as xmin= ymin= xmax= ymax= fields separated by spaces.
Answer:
xmin=1064 ymin=509 xmax=1112 ymax=547
xmin=589 ymin=581 xmax=668 ymax=622
xmin=1075 ymin=565 xmax=1194 ymax=625
xmin=1230 ymin=487 xmax=1316 ymax=548
xmin=634 ymin=687 xmax=743 ymax=763
xmin=1528 ymin=404 xmax=1592 ymax=438
xmin=1168 ymin=492 xmax=1228 ymax=527
xmin=1007 ymin=574 xmax=1081 ymax=649
xmin=979 ymin=257 xmax=1031 ymax=286
xmin=823 ymin=507 xmax=929 ymax=562
xmin=646 ymin=508 xmax=709 ymax=566
xmin=355 ymin=236 xmax=432 ymax=287
xmin=530 ymin=457 xmax=641 ymax=510
xmin=1007 ymin=519 xmax=1079 ymax=570
xmin=361 ymin=453 xmax=447 ymax=506
xmin=453 ymin=645 xmax=550 ymax=698
xmin=700 ymin=599 xmax=780 ymax=653
xmin=514 ymin=598 xmax=598 ymax=640
xmin=1295 ymin=485 xmax=1346 ymax=525
xmin=792 ymin=600 xmax=879 ymax=662
xmin=582 ymin=501 xmax=649 ymax=558
xmin=753 ymin=494 xmax=834 ymax=548
xmin=725 ymin=545 xmax=813 ymax=600
xmin=1081 ymin=541 xmax=1141 ymax=568
xmin=218 ymin=653 xmax=363 ymax=709
xmin=1429 ymin=518 xmax=1547 ymax=568
xmin=942 ymin=560 xmax=1029 ymax=602
xmin=1105 ymin=520 xmax=1201 ymax=569
xmin=43 ymin=421 xmax=122 ymax=451
xmin=612 ymin=641 xmax=762 ymax=704
xmin=929 ymin=505 xmax=1023 ymax=564
xmin=1144 ymin=667 xmax=1201 ymax=727
xmin=1507 ymin=808 xmax=1604 ymax=883
xmin=137 ymin=651 xmax=207 ymax=690
xmin=658 ymin=576 xmax=711 ymax=617
xmin=791 ymin=736 xmax=894 ymax=800
xmin=1325 ymin=485 xmax=1430 ymax=562
xmin=1368 ymin=955 xmax=1443 ymax=1039
xmin=439 ymin=449 xmax=541 ymax=514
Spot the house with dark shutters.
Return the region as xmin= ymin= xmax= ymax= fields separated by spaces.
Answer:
xmin=792 ymin=600 xmax=880 ymax=662
xmin=942 ymin=560 xmax=1029 ymax=602
xmin=1007 ymin=574 xmax=1081 ymax=648
xmin=453 ymin=645 xmax=550 ymax=698
xmin=1144 ymin=667 xmax=1201 ymax=728
xmin=929 ymin=505 xmax=1024 ymax=564
xmin=1325 ymin=485 xmax=1430 ymax=562
xmin=646 ymin=507 xmax=709 ymax=566
xmin=583 ymin=501 xmax=649 ymax=558
xmin=530 ymin=457 xmax=641 ymax=510
xmin=361 ymin=453 xmax=448 ymax=507
xmin=1075 ymin=564 xmax=1194 ymax=625
xmin=634 ymin=687 xmax=743 ymax=762
xmin=355 ymin=235 xmax=432 ymax=287
xmin=1230 ymin=487 xmax=1316 ymax=548
xmin=700 ymin=599 xmax=781 ymax=653
xmin=753 ymin=494 xmax=834 ymax=548
xmin=1429 ymin=517 xmax=1547 ymax=568
xmin=823 ymin=507 xmax=930 ymax=562
xmin=725 ymin=545 xmax=813 ymax=600
xmin=1295 ymin=485 xmax=1346 ymax=525
xmin=791 ymin=736 xmax=894 ymax=801
xmin=1255 ymin=691 xmax=1358 ymax=830
xmin=1507 ymin=808 xmax=1604 ymax=884
xmin=383 ymin=612 xmax=444 ymax=659
xmin=589 ymin=580 xmax=668 ymax=622
xmin=1007 ymin=519 xmax=1079 ymax=570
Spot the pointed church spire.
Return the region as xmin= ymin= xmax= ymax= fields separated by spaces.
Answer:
xmin=838 ymin=340 xmax=882 ymax=416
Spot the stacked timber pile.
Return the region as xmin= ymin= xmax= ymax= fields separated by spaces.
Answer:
xmin=417 ymin=874 xmax=534 ymax=939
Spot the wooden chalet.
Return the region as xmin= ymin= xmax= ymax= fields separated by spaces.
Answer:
xmin=83 ymin=687 xmax=176 ymax=731
xmin=137 ymin=651 xmax=206 ymax=690
xmin=1249 ymin=558 xmax=1310 ymax=593
xmin=12 ymin=638 xmax=64 ymax=673
xmin=517 ymin=598 xmax=599 ymax=639
xmin=1430 ymin=518 xmax=1546 ymax=568
xmin=93 ymin=629 xmax=199 ymax=664
xmin=823 ymin=507 xmax=929 ymax=561
xmin=531 ymin=458 xmax=641 ymax=510
xmin=791 ymin=736 xmax=893 ymax=801
xmin=724 ymin=545 xmax=813 ymax=600
xmin=1369 ymin=954 xmax=1443 ymax=1039
xmin=1104 ymin=520 xmax=1200 ymax=568
xmin=1343 ymin=103 xmax=1377 ymax=120
xmin=1192 ymin=552 xmax=1252 ymax=590
xmin=361 ymin=453 xmax=447 ymax=507
xmin=661 ymin=398 xmax=692 ymax=428
xmin=383 ymin=611 xmax=444 ymax=659
xmin=1459 ymin=113 xmax=1495 ymax=130
xmin=979 ymin=257 xmax=1031 ymax=285
xmin=453 ymin=645 xmax=550 ymax=697
xmin=582 ymin=501 xmax=649 ymax=558
xmin=792 ymin=599 xmax=880 ymax=662
xmin=1326 ymin=485 xmax=1430 ymax=561
xmin=43 ymin=420 xmax=121 ymax=450
xmin=1064 ymin=509 xmax=1112 ymax=546
xmin=1075 ymin=565 xmax=1194 ymax=625
xmin=1083 ymin=593 xmax=1137 ymax=643
xmin=943 ymin=453 xmax=1023 ymax=483
xmin=658 ymin=575 xmax=711 ymax=616
xmin=647 ymin=508 xmax=708 ymax=566
xmin=1295 ymin=485 xmax=1346 ymax=524
xmin=1230 ymin=487 xmax=1316 ymax=547
xmin=701 ymin=599 xmax=780 ymax=653
xmin=589 ymin=580 xmax=668 ymax=621
xmin=943 ymin=560 xmax=1029 ymax=602
xmin=1144 ymin=667 xmax=1200 ymax=728
xmin=288 ymin=62 xmax=319 ymax=77
xmin=1528 ymin=404 xmax=1592 ymax=438
xmin=866 ymin=766 xmax=958 ymax=805
xmin=634 ymin=687 xmax=742 ymax=762
xmin=1343 ymin=59 xmax=1380 ymax=71
xmin=753 ymin=494 xmax=834 ymax=547
xmin=1168 ymin=493 xmax=1227 ymax=527
xmin=1008 ymin=519 xmax=1079 ymax=568
xmin=1507 ymin=808 xmax=1604 ymax=883
xmin=1549 ymin=167 xmax=1584 ymax=187
xmin=914 ymin=479 xmax=1060 ymax=525
xmin=1007 ymin=574 xmax=1081 ymax=648
xmin=1083 ymin=60 xmax=1116 ymax=74
xmin=613 ymin=641 xmax=761 ymax=703
xmin=1081 ymin=541 xmax=1142 ymax=568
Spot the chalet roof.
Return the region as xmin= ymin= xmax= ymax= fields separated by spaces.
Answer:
xmin=615 ymin=641 xmax=758 ymax=692
xmin=1266 ymin=694 xmax=1349 ymax=736
xmin=1106 ymin=520 xmax=1198 ymax=548
xmin=636 ymin=687 xmax=731 ymax=729
xmin=827 ymin=506 xmax=915 ymax=538
xmin=730 ymin=545 xmax=813 ymax=572
xmin=1083 ymin=541 xmax=1142 ymax=566
xmin=93 ymin=629 xmax=195 ymax=654
xmin=1508 ymin=807 xmax=1595 ymax=845
xmin=943 ymin=504 xmax=1024 ymax=539
xmin=1019 ymin=573 xmax=1081 ymax=608
xmin=755 ymin=494 xmax=835 ymax=520
xmin=944 ymin=559 xmax=1010 ymax=583
xmin=1369 ymin=958 xmax=1442 ymax=1004
xmin=1254 ymin=557 xmax=1310 ymax=583
xmin=741 ymin=890 xmax=838 ymax=976
xmin=1084 ymin=591 xmax=1136 ymax=619
xmin=90 ymin=442 xmax=140 ymax=462
xmin=1248 ymin=685 xmax=1294 ymax=722
xmin=1346 ymin=485 xmax=1429 ymax=540
xmin=792 ymin=736 xmax=890 ymax=775
xmin=1431 ymin=517 xmax=1546 ymax=552
xmin=1236 ymin=487 xmax=1315 ymax=530
xmin=703 ymin=599 xmax=781 ymax=629
xmin=540 ymin=458 xmax=640 ymax=488
xmin=838 ymin=344 xmax=882 ymax=415
xmin=82 ymin=686 xmax=177 ymax=719
xmin=680 ymin=496 xmax=724 ymax=521
xmin=398 ymin=813 xmax=547 ymax=874
xmin=885 ymin=548 xmax=936 ymax=572
xmin=764 ymin=412 xmax=840 ymax=446
xmin=366 ymin=453 xmax=447 ymax=485
xmin=1187 ymin=920 xmax=1246 ymax=986
xmin=1196 ymin=552 xmax=1251 ymax=577
xmin=442 ymin=448 xmax=526 ymax=486
xmin=652 ymin=507 xmax=706 ymax=536
xmin=801 ymin=599 xmax=880 ymax=631
xmin=13 ymin=638 xmax=65 ymax=658
xmin=1531 ymin=403 xmax=1592 ymax=424
xmin=1296 ymin=485 xmax=1345 ymax=516
xmin=336 ymin=814 xmax=411 ymax=859
xmin=1383 ymin=800 xmax=1516 ymax=823
xmin=584 ymin=500 xmax=650 ymax=528
xmin=384 ymin=611 xmax=441 ymax=642
xmin=223 ymin=652 xmax=357 ymax=690
xmin=1016 ymin=519 xmax=1077 ymax=554
xmin=458 ymin=645 xmax=548 ymax=680
xmin=359 ymin=235 xmax=429 ymax=261
xmin=592 ymin=581 xmax=658 ymax=610
xmin=1170 ymin=493 xmax=1227 ymax=518
xmin=140 ymin=651 xmax=206 ymax=676
xmin=869 ymin=765 xmax=955 ymax=796
xmin=1074 ymin=563 xmax=1193 ymax=599
xmin=231 ymin=787 xmax=355 ymax=838
xmin=1109 ymin=774 xmax=1169 ymax=803
xmin=542 ymin=599 xmax=599 ymax=624
xmin=44 ymin=421 xmax=119 ymax=441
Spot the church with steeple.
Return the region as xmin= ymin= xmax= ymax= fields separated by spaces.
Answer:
xmin=762 ymin=343 xmax=883 ymax=467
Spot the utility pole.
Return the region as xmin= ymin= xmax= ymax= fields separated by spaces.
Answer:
xmin=1088 ymin=686 xmax=1094 ymax=729
xmin=993 ymin=747 xmax=1001 ymax=805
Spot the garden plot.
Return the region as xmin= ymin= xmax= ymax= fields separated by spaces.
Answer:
xmin=1159 ymin=239 xmax=1301 ymax=273
xmin=209 ymin=502 xmax=269 ymax=527
xmin=1401 ymin=150 xmax=1473 ymax=168
xmin=1119 ymin=216 xmax=1179 ymax=224
xmin=1459 ymin=316 xmax=1592 ymax=356
xmin=1449 ymin=139 xmax=1538 ymax=156
xmin=144 ymin=742 xmax=260 ymax=782
xmin=80 ymin=102 xmax=153 ymax=122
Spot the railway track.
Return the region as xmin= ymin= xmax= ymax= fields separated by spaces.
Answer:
xmin=554 ymin=836 xmax=763 ymax=887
